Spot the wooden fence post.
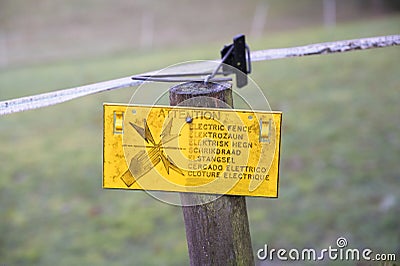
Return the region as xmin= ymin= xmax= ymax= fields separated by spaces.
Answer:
xmin=169 ymin=81 xmax=254 ymax=266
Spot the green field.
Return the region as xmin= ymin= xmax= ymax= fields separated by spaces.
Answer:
xmin=1 ymin=14 xmax=400 ymax=265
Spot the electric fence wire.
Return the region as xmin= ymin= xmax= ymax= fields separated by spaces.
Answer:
xmin=0 ymin=35 xmax=399 ymax=116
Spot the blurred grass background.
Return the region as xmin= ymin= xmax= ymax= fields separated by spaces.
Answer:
xmin=0 ymin=0 xmax=399 ymax=265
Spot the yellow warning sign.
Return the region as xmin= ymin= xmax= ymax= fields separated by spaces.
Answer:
xmin=103 ymin=104 xmax=282 ymax=197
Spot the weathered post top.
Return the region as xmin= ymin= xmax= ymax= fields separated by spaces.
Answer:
xmin=170 ymin=81 xmax=255 ymax=266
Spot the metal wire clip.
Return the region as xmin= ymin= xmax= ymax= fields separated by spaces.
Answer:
xmin=131 ymin=34 xmax=251 ymax=88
